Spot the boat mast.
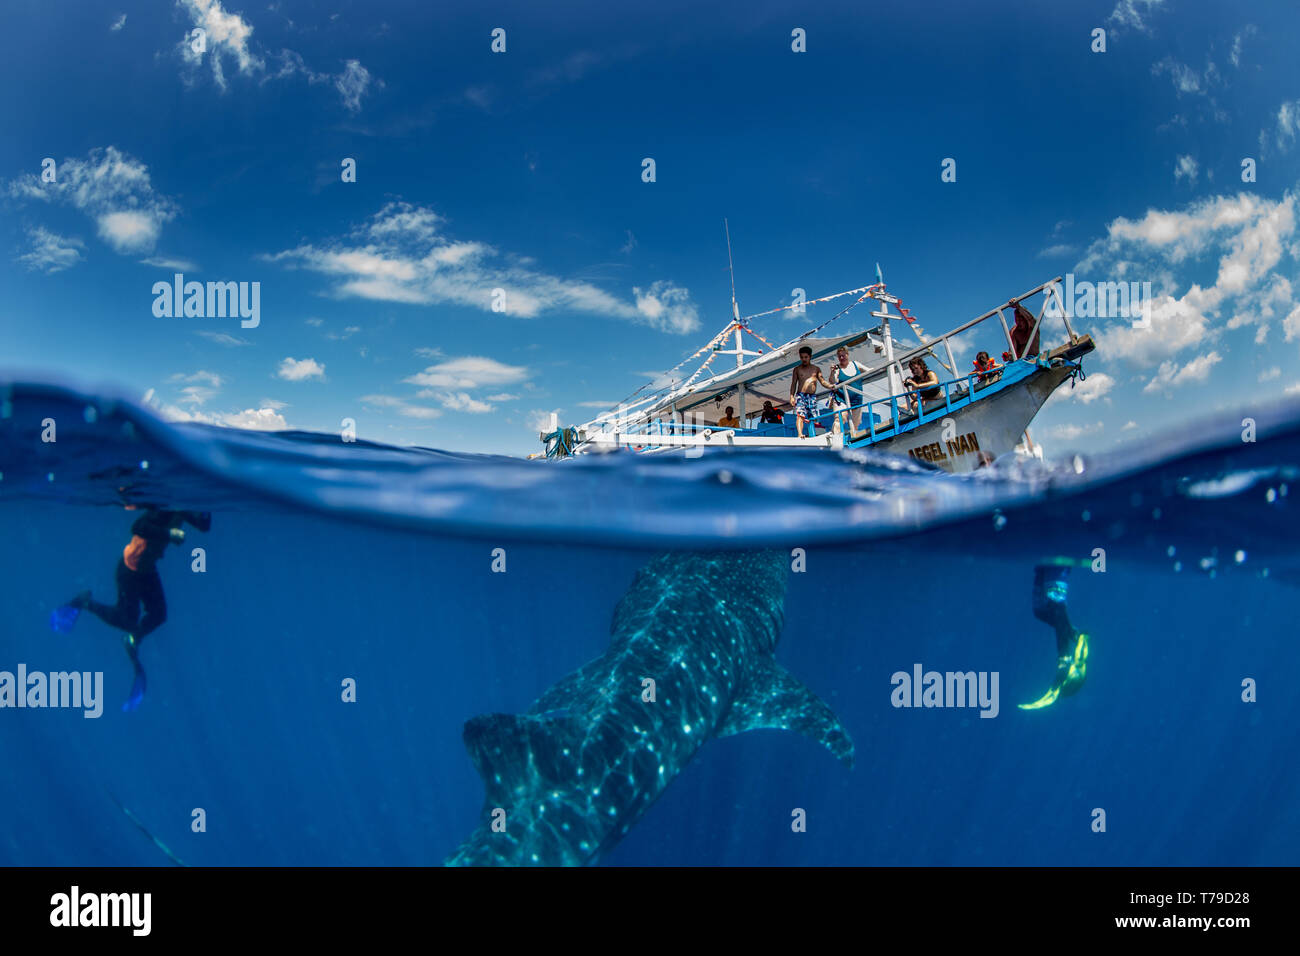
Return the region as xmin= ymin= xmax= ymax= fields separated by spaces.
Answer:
xmin=719 ymin=220 xmax=761 ymax=419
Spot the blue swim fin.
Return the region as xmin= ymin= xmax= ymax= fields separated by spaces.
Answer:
xmin=49 ymin=604 xmax=81 ymax=634
xmin=121 ymin=635 xmax=146 ymax=712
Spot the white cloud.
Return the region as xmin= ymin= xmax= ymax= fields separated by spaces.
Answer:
xmin=169 ymin=369 xmax=224 ymax=388
xmin=335 ymin=60 xmax=373 ymax=113
xmin=1065 ymin=372 xmax=1115 ymax=404
xmin=526 ymin=409 xmax=561 ymax=433
xmin=1107 ymin=0 xmax=1165 ymax=34
xmin=404 ymin=356 xmax=528 ymax=389
xmin=177 ymin=0 xmax=263 ymax=91
xmin=141 ymin=255 xmax=198 ymax=271
xmin=277 ymin=357 xmax=325 ymax=381
xmin=6 ymin=146 xmax=177 ymax=254
xmin=265 ymin=201 xmax=701 ymax=333
xmin=359 ymin=394 xmax=443 ymax=419
xmin=1265 ymin=100 xmax=1300 ymax=155
xmin=1261 ymin=366 xmax=1281 ymax=381
xmin=195 ymin=330 xmax=251 ymax=346
xmin=1229 ymin=26 xmax=1256 ymax=68
xmin=110 ymin=13 xmax=126 ymax=31
xmin=1080 ymin=191 xmax=1299 ymax=367
xmin=1174 ymin=155 xmax=1198 ymax=184
xmin=1122 ymin=420 xmax=1138 ymax=430
xmin=1285 ymin=382 xmax=1300 ymax=396
xmin=1044 ymin=421 xmax=1104 ymax=440
xmin=1151 ymin=57 xmax=1204 ymax=95
xmin=1037 ymin=243 xmax=1077 ymax=259
xmin=143 ymin=382 xmax=288 ymax=430
xmin=175 ymin=0 xmax=378 ymax=111
xmin=1142 ymin=351 xmax=1222 ymax=392
xmin=17 ymin=227 xmax=84 ymax=273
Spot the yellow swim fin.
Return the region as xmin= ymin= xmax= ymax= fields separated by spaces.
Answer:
xmin=1018 ymin=633 xmax=1090 ymax=710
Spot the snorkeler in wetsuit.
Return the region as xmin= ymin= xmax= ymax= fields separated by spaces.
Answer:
xmin=67 ymin=508 xmax=211 ymax=710
xmin=1018 ymin=560 xmax=1090 ymax=710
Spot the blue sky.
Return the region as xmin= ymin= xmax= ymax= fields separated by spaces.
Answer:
xmin=2 ymin=0 xmax=1299 ymax=455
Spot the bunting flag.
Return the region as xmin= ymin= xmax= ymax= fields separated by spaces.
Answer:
xmin=741 ymin=284 xmax=879 ymax=322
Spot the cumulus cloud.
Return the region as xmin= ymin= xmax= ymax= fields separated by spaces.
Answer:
xmin=142 ymin=382 xmax=288 ymax=430
xmin=1079 ymin=191 xmax=1298 ymax=366
xmin=1174 ymin=155 xmax=1198 ymax=184
xmin=1142 ymin=351 xmax=1223 ymax=392
xmin=277 ymin=357 xmax=326 ymax=381
xmin=265 ymin=201 xmax=701 ymax=333
xmin=6 ymin=146 xmax=177 ymax=254
xmin=1064 ymin=372 xmax=1115 ymax=404
xmin=17 ymin=227 xmax=84 ymax=273
xmin=110 ymin=13 xmax=126 ymax=31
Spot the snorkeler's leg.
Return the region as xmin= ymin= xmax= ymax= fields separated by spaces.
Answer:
xmin=133 ymin=571 xmax=167 ymax=641
xmin=1020 ymin=562 xmax=1090 ymax=710
xmin=82 ymin=561 xmax=143 ymax=633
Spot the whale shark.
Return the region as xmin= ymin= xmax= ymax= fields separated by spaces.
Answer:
xmin=445 ymin=550 xmax=853 ymax=866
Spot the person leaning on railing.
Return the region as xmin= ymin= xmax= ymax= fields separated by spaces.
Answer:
xmin=902 ymin=357 xmax=940 ymax=414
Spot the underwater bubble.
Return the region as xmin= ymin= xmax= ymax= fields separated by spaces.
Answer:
xmin=992 ymin=511 xmax=1007 ymax=531
xmin=140 ymin=460 xmax=150 ymax=470
xmin=1166 ymin=545 xmax=1176 ymax=556
xmin=1152 ymin=507 xmax=1162 ymax=520
xmin=83 ymin=405 xmax=97 ymax=423
xmin=1235 ymin=550 xmax=1247 ymax=564
xmin=1081 ymin=510 xmax=1091 ymax=522
xmin=717 ymin=470 xmax=733 ymax=484
xmin=1173 ymin=561 xmax=1183 ymax=572
xmin=47 ymin=472 xmax=54 ymax=482
xmin=1072 ymin=455 xmax=1085 ymax=475
xmin=1199 ymin=556 xmax=1217 ymax=570
xmin=1266 ymin=488 xmax=1277 ymax=503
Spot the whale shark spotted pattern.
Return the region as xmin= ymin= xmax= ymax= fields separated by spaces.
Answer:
xmin=446 ymin=550 xmax=853 ymax=866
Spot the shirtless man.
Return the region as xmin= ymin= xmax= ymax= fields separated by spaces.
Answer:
xmin=789 ymin=346 xmax=829 ymax=438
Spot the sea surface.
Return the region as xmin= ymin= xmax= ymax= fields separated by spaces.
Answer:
xmin=1 ymin=380 xmax=1297 ymax=865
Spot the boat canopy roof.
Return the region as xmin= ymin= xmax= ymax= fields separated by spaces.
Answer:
xmin=610 ymin=328 xmax=893 ymax=426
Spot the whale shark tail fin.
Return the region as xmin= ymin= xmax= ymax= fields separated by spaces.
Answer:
xmin=717 ymin=658 xmax=854 ymax=767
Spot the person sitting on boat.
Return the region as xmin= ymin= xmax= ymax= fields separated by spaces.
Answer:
xmin=717 ymin=406 xmax=741 ymax=428
xmin=828 ymin=346 xmax=866 ymax=435
xmin=759 ymin=400 xmax=784 ymax=425
xmin=1002 ymin=298 xmax=1041 ymax=362
xmin=902 ymin=357 xmax=941 ymax=414
xmin=789 ymin=346 xmax=830 ymax=438
xmin=973 ymin=351 xmax=1001 ymax=384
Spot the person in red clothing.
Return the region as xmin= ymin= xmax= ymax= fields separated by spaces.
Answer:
xmin=1002 ymin=298 xmax=1041 ymax=362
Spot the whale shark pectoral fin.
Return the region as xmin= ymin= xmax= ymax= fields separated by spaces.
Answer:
xmin=717 ymin=660 xmax=854 ymax=767
xmin=462 ymin=711 xmax=580 ymax=806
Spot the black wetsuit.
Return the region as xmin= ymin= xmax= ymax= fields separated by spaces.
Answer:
xmin=1032 ymin=564 xmax=1076 ymax=657
xmin=82 ymin=510 xmax=211 ymax=641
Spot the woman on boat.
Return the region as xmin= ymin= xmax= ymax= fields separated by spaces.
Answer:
xmin=828 ymin=346 xmax=866 ymax=435
xmin=902 ymin=358 xmax=940 ymax=414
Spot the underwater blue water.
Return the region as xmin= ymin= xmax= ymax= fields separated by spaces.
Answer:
xmin=1 ymin=381 xmax=1297 ymax=865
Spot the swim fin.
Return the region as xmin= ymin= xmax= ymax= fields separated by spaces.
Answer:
xmin=49 ymin=604 xmax=81 ymax=634
xmin=121 ymin=634 xmax=146 ymax=712
xmin=1018 ymin=632 xmax=1089 ymax=710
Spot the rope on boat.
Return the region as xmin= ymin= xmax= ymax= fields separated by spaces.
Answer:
xmin=543 ymin=425 xmax=578 ymax=459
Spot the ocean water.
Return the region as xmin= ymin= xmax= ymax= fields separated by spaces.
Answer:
xmin=1 ymin=381 xmax=1297 ymax=866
